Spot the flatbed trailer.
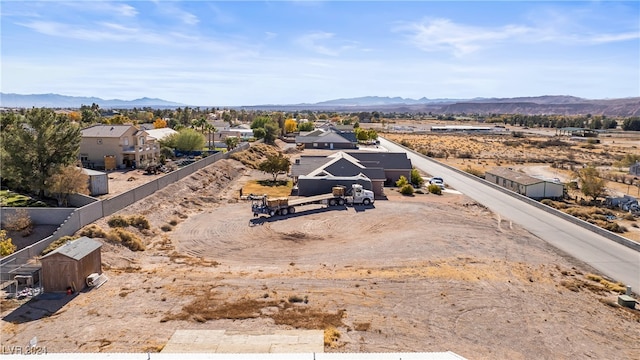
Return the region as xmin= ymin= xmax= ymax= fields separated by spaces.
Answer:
xmin=251 ymin=184 xmax=374 ymax=217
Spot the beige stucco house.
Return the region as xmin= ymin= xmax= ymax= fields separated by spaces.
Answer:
xmin=80 ymin=125 xmax=160 ymax=170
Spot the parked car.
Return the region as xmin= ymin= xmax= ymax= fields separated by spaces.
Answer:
xmin=429 ymin=177 xmax=445 ymax=189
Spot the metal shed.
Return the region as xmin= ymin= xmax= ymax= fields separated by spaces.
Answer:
xmin=82 ymin=168 xmax=109 ymax=195
xmin=40 ymin=237 xmax=103 ymax=293
xmin=485 ymin=167 xmax=564 ymax=200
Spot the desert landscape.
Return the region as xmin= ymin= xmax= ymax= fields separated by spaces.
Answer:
xmin=1 ymin=143 xmax=639 ymax=358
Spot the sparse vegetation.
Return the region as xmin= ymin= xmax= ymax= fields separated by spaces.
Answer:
xmin=106 ymin=229 xmax=145 ymax=251
xmin=0 ymin=230 xmax=17 ymax=256
xmin=107 ymin=215 xmax=150 ymax=230
xmin=427 ymin=184 xmax=442 ymax=195
xmin=79 ymin=224 xmax=108 ymax=238
xmin=3 ymin=209 xmax=33 ymax=237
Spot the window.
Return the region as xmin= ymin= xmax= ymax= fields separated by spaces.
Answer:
xmin=80 ymin=154 xmax=88 ymax=162
xmin=124 ymin=138 xmax=129 ymax=146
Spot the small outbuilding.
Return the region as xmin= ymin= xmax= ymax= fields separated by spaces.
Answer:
xmin=82 ymin=168 xmax=109 ymax=196
xmin=485 ymin=167 xmax=564 ymax=200
xmin=40 ymin=237 xmax=103 ymax=293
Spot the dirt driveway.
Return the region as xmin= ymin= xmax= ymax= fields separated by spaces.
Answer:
xmin=1 ymin=158 xmax=639 ymax=358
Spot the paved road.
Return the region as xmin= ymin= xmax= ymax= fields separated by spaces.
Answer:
xmin=379 ymin=137 xmax=640 ymax=292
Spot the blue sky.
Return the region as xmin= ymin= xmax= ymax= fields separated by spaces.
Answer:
xmin=1 ymin=0 xmax=639 ymax=106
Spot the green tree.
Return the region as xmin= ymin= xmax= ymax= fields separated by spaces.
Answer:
xmin=225 ymin=136 xmax=239 ymax=151
xmin=263 ymin=122 xmax=280 ymax=144
xmin=410 ymin=168 xmax=424 ymax=187
xmin=1 ymin=108 xmax=81 ymax=198
xmin=253 ymin=127 xmax=266 ymax=140
xmin=622 ymin=117 xmax=640 ymax=131
xmin=575 ymin=165 xmax=608 ymax=202
xmin=174 ymin=128 xmax=205 ymax=152
xmin=258 ymin=153 xmax=290 ymax=182
xmin=298 ymin=121 xmax=314 ymax=132
xmin=250 ymin=116 xmax=271 ymax=129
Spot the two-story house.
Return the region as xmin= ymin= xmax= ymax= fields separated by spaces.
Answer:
xmin=80 ymin=125 xmax=160 ymax=170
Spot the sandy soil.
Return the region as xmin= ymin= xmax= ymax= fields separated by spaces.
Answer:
xmin=1 ymin=154 xmax=639 ymax=358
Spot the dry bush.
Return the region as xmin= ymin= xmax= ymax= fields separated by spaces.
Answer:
xmin=353 ymin=322 xmax=371 ymax=331
xmin=4 ymin=209 xmax=33 ymax=237
xmin=106 ymin=229 xmax=145 ymax=251
xmin=80 ymin=224 xmax=107 ymax=238
xmin=128 ymin=215 xmax=150 ymax=230
xmin=107 ymin=215 xmax=129 ymax=228
xmin=160 ymin=224 xmax=172 ymax=232
xmin=229 ymin=143 xmax=281 ymax=169
xmin=324 ymin=327 xmax=341 ymax=347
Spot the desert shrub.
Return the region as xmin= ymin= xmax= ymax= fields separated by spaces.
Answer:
xmin=540 ymin=199 xmax=554 ymax=207
xmin=324 ymin=327 xmax=341 ymax=347
xmin=161 ymin=224 xmax=173 ymax=232
xmin=169 ymin=219 xmax=179 ymax=226
xmin=464 ymin=165 xmax=484 ymax=178
xmin=288 ymin=295 xmax=305 ymax=303
xmin=399 ymin=139 xmax=411 ymax=148
xmin=80 ymin=224 xmax=107 ymax=238
xmin=128 ymin=215 xmax=150 ymax=230
xmin=4 ymin=209 xmax=33 ymax=237
xmin=395 ymin=175 xmax=409 ymax=187
xmin=622 ymin=213 xmax=636 ymax=221
xmin=108 ymin=215 xmax=129 ymax=228
xmin=601 ymin=222 xmax=626 ymax=233
xmin=41 ymin=236 xmax=78 ymax=255
xmin=106 ymin=229 xmax=145 ymax=251
xmin=0 ymin=230 xmax=17 ymax=256
xmin=458 ymin=151 xmax=473 ymax=159
xmin=399 ymin=184 xmax=415 ymax=195
xmin=511 ymin=131 xmax=525 ymax=138
xmin=428 ymin=184 xmax=442 ymax=195
xmin=580 ymin=143 xmax=595 ymax=149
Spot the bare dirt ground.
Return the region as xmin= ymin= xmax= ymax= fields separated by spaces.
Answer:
xmin=2 ymin=153 xmax=639 ymax=358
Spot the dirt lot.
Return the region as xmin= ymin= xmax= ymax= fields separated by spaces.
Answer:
xmin=2 ymin=153 xmax=639 ymax=358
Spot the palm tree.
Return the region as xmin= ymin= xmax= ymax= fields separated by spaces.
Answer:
xmin=204 ymin=123 xmax=217 ymax=149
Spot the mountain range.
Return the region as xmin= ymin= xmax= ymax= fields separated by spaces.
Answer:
xmin=1 ymin=93 xmax=639 ymax=116
xmin=0 ymin=93 xmax=183 ymax=109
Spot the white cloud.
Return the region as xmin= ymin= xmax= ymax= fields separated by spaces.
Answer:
xmin=296 ymin=31 xmax=339 ymax=56
xmin=395 ymin=18 xmax=532 ymax=57
xmin=396 ymin=16 xmax=639 ymax=57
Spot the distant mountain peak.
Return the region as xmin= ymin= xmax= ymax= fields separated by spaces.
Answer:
xmin=0 ymin=93 xmax=184 ymax=108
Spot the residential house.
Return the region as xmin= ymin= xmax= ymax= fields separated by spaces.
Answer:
xmin=485 ymin=167 xmax=564 ymax=200
xmin=295 ymin=129 xmax=358 ymax=150
xmin=80 ymin=124 xmax=160 ymax=170
xmin=291 ymin=151 xmax=413 ymax=197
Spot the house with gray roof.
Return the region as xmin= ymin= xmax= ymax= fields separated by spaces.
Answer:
xmin=291 ymin=151 xmax=412 ymax=197
xmin=485 ymin=167 xmax=564 ymax=199
xmin=295 ymin=129 xmax=357 ymax=150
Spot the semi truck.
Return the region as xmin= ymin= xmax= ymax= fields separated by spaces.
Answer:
xmin=251 ymin=184 xmax=375 ymax=217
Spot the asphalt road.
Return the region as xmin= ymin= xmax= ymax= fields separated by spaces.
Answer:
xmin=379 ymin=137 xmax=640 ymax=292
